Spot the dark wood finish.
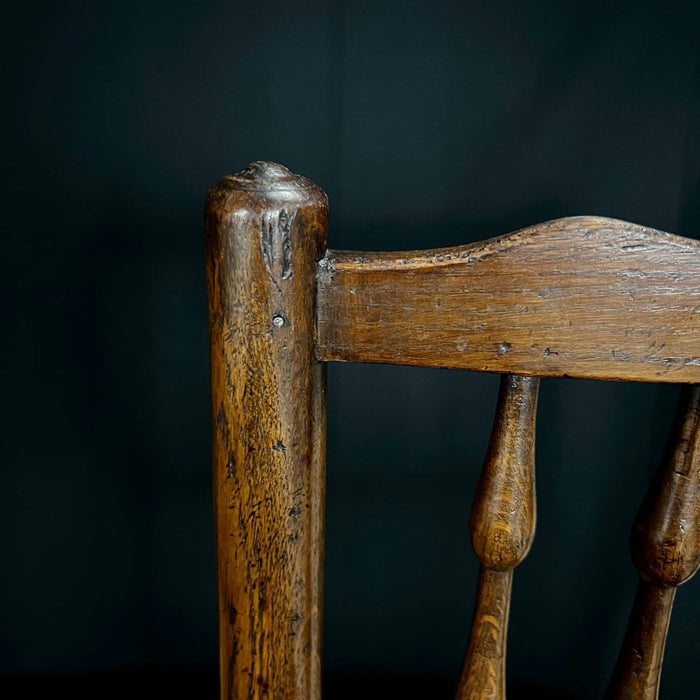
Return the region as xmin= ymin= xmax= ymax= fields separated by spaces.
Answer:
xmin=206 ymin=162 xmax=328 ymax=699
xmin=605 ymin=583 xmax=675 ymax=700
xmin=207 ymin=162 xmax=700 ymax=699
xmin=458 ymin=568 xmax=513 ymax=700
xmin=605 ymin=384 xmax=700 ymax=700
xmin=456 ymin=375 xmax=540 ymax=699
xmin=316 ymin=216 xmax=700 ymax=383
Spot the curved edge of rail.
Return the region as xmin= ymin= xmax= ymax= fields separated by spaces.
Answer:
xmin=316 ymin=216 xmax=700 ymax=383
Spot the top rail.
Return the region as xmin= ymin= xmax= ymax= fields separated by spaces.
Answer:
xmin=315 ymin=216 xmax=700 ymax=383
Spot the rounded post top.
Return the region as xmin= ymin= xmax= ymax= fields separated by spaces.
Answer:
xmin=218 ymin=161 xmax=318 ymax=192
xmin=206 ymin=161 xmax=328 ymax=267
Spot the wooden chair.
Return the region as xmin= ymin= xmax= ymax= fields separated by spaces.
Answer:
xmin=205 ymin=161 xmax=700 ymax=699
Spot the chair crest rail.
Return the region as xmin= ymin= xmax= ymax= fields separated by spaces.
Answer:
xmin=316 ymin=216 xmax=700 ymax=383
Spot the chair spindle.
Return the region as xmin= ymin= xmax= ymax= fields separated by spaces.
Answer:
xmin=456 ymin=374 xmax=540 ymax=699
xmin=605 ymin=385 xmax=700 ymax=700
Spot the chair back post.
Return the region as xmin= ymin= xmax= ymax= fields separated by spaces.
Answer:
xmin=206 ymin=162 xmax=328 ymax=699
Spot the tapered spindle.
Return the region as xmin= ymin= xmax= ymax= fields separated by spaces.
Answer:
xmin=456 ymin=374 xmax=540 ymax=700
xmin=605 ymin=385 xmax=700 ymax=700
xmin=206 ymin=162 xmax=328 ymax=699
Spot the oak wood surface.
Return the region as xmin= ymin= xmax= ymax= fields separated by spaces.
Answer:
xmin=316 ymin=216 xmax=700 ymax=383
xmin=457 ymin=568 xmax=513 ymax=700
xmin=605 ymin=583 xmax=676 ymax=700
xmin=456 ymin=375 xmax=540 ymax=700
xmin=207 ymin=162 xmax=700 ymax=699
xmin=206 ymin=162 xmax=328 ymax=699
xmin=605 ymin=384 xmax=700 ymax=700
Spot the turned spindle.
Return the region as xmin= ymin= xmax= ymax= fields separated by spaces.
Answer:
xmin=206 ymin=162 xmax=328 ymax=699
xmin=456 ymin=374 xmax=540 ymax=700
xmin=605 ymin=385 xmax=700 ymax=700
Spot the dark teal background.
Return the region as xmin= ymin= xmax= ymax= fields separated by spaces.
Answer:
xmin=5 ymin=1 xmax=699 ymax=697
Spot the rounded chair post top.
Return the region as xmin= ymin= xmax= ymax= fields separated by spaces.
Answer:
xmin=218 ymin=160 xmax=318 ymax=193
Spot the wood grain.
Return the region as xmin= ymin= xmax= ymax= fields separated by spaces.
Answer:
xmin=456 ymin=375 xmax=540 ymax=699
xmin=605 ymin=582 xmax=676 ymax=700
xmin=457 ymin=568 xmax=513 ymax=700
xmin=316 ymin=216 xmax=700 ymax=383
xmin=207 ymin=161 xmax=700 ymax=698
xmin=605 ymin=384 xmax=700 ymax=700
xmin=206 ymin=162 xmax=328 ymax=699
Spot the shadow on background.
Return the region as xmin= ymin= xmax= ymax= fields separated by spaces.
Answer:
xmin=0 ymin=672 xmax=582 ymax=699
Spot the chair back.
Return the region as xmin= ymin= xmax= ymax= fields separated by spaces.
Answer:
xmin=206 ymin=161 xmax=700 ymax=699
